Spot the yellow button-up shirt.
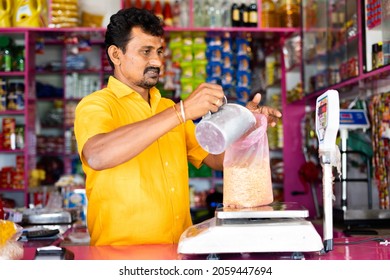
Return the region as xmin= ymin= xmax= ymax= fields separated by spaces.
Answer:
xmin=74 ymin=76 xmax=208 ymax=245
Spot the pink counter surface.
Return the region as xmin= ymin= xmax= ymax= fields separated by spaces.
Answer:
xmin=22 ymin=237 xmax=390 ymax=260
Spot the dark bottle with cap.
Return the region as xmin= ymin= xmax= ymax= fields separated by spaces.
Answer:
xmin=248 ymin=2 xmax=258 ymax=27
xmin=231 ymin=3 xmax=240 ymax=27
xmin=239 ymin=2 xmax=248 ymax=27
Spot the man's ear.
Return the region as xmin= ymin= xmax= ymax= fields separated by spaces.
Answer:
xmin=107 ymin=45 xmax=122 ymax=66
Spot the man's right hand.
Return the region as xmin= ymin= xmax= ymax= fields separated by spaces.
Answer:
xmin=181 ymin=83 xmax=226 ymax=121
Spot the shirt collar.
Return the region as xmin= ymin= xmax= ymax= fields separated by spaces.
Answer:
xmin=107 ymin=76 xmax=136 ymax=98
xmin=107 ymin=76 xmax=161 ymax=109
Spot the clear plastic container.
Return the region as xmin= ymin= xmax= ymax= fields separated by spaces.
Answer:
xmin=195 ymin=102 xmax=256 ymax=155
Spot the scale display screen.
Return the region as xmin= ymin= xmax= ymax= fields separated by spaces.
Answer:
xmin=315 ymin=90 xmax=339 ymax=151
xmin=339 ymin=109 xmax=370 ymax=130
xmin=316 ymin=95 xmax=328 ymax=142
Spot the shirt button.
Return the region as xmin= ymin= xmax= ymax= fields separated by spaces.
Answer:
xmin=176 ymin=215 xmax=180 ymax=220
xmin=171 ymin=187 xmax=175 ymax=192
xmin=165 ymin=162 xmax=168 ymax=166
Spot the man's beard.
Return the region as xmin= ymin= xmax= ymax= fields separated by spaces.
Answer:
xmin=137 ymin=66 xmax=160 ymax=89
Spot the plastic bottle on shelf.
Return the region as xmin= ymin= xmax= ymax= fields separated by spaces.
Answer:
xmin=0 ymin=36 xmax=11 ymax=72
xmin=173 ymin=0 xmax=181 ymax=27
xmin=279 ymin=0 xmax=300 ymax=28
xmin=337 ymin=0 xmax=346 ymax=29
xmin=40 ymin=0 xmax=48 ymax=27
xmin=330 ymin=3 xmax=338 ymax=28
xmin=206 ymin=0 xmax=218 ymax=27
xmin=12 ymin=0 xmax=44 ymax=27
xmin=134 ymin=0 xmax=142 ymax=9
xmin=3 ymin=45 xmax=12 ymax=72
xmin=261 ymin=0 xmax=277 ymax=28
xmin=304 ymin=0 xmax=317 ymax=28
xmin=193 ymin=0 xmax=203 ymax=27
xmin=124 ymin=0 xmax=132 ymax=9
xmin=163 ymin=0 xmax=173 ymax=26
xmin=213 ymin=0 xmax=223 ymax=27
xmin=154 ymin=0 xmax=163 ymax=20
xmin=14 ymin=46 xmax=25 ymax=72
xmin=144 ymin=0 xmax=153 ymax=11
xmin=0 ymin=0 xmax=12 ymax=27
xmin=221 ymin=0 xmax=231 ymax=27
xmin=179 ymin=0 xmax=189 ymax=27
xmin=201 ymin=0 xmax=211 ymax=27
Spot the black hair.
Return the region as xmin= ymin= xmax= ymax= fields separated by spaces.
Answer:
xmin=105 ymin=7 xmax=164 ymax=69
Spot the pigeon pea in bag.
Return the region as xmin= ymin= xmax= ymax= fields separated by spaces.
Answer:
xmin=223 ymin=113 xmax=274 ymax=208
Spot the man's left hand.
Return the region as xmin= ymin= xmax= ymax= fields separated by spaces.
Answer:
xmin=246 ymin=93 xmax=282 ymax=127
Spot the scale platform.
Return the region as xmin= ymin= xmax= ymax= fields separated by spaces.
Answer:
xmin=178 ymin=202 xmax=325 ymax=257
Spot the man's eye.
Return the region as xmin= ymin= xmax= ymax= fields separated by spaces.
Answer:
xmin=143 ymin=50 xmax=150 ymax=55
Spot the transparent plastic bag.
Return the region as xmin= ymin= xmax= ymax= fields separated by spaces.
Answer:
xmin=0 ymin=219 xmax=24 ymax=260
xmin=223 ymin=113 xmax=274 ymax=208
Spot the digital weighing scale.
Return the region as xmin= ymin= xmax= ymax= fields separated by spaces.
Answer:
xmin=178 ymin=90 xmax=341 ymax=259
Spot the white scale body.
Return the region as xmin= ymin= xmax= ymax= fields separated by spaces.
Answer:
xmin=178 ymin=203 xmax=324 ymax=256
xmin=178 ymin=90 xmax=340 ymax=258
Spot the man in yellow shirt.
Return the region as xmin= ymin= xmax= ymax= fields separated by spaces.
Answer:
xmin=74 ymin=7 xmax=281 ymax=246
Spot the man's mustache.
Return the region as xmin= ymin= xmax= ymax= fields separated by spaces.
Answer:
xmin=144 ymin=67 xmax=160 ymax=75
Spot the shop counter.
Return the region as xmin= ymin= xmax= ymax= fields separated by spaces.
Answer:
xmin=22 ymin=236 xmax=390 ymax=260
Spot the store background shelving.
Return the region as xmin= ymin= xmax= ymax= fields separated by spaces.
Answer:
xmin=0 ymin=26 xmax=111 ymax=207
xmin=0 ymin=29 xmax=36 ymax=207
xmin=285 ymin=0 xmax=390 ymax=217
xmin=0 ymin=1 xmax=388 ymax=220
xmin=34 ymin=29 xmax=108 ymax=183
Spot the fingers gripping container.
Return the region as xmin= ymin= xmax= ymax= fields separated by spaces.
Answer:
xmin=223 ymin=113 xmax=274 ymax=208
xmin=195 ymin=103 xmax=256 ymax=155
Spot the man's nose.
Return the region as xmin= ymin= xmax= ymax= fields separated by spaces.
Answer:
xmin=149 ymin=52 xmax=163 ymax=66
